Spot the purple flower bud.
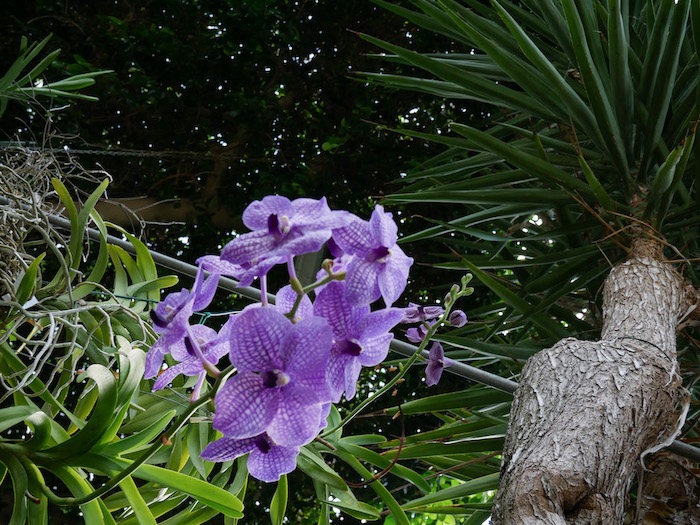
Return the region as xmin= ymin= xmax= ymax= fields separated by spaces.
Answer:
xmin=448 ymin=310 xmax=468 ymax=328
xmin=425 ymin=342 xmax=453 ymax=386
xmin=406 ymin=320 xmax=437 ymax=343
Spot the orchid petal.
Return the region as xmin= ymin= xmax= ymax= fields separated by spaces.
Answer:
xmin=213 ymin=372 xmax=279 ymax=439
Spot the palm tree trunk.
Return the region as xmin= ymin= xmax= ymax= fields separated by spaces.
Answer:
xmin=492 ymin=237 xmax=694 ymax=524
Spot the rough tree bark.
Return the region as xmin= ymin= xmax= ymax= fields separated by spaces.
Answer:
xmin=492 ymin=237 xmax=696 ymax=524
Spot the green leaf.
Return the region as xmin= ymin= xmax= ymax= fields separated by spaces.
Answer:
xmin=49 ymin=465 xmax=108 ymax=523
xmin=0 ymin=450 xmax=28 ymax=525
xmin=561 ymin=0 xmax=629 ymax=177
xmin=98 ymin=410 xmax=175 ymax=456
xmin=644 ymin=143 xmax=684 ymax=220
xmin=640 ymin=0 xmax=690 ymax=174
xmin=38 ymin=364 xmax=118 ymax=460
xmin=385 ymin=387 xmax=512 ymax=415
xmin=126 ymin=462 xmax=244 ymax=518
xmin=15 ymin=252 xmax=45 ymax=305
xmin=118 ymin=476 xmax=157 ymax=525
xmin=448 ymin=122 xmax=595 ymax=196
xmin=607 ymin=0 xmax=635 ymax=155
xmin=186 ymin=422 xmax=211 ymax=479
xmin=297 ymin=446 xmax=348 ymax=491
xmin=270 ymin=474 xmax=288 ymax=525
xmin=458 ymin=259 xmax=570 ymax=339
xmin=332 ymin=449 xmax=409 ymax=525
xmin=578 ymin=154 xmax=616 ymax=212
xmin=335 ymin=441 xmax=431 ymax=494
xmin=358 ymin=32 xmax=556 ymax=117
xmin=401 ymin=473 xmax=500 ymax=509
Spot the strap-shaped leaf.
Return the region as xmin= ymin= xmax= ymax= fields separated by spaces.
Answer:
xmin=332 ymin=449 xmax=410 ymax=525
xmin=14 ymin=252 xmax=45 ymax=306
xmin=459 ymin=259 xmax=570 ymax=339
xmin=449 ymin=122 xmax=595 ymax=196
xmin=400 ymin=472 xmax=499 ymax=509
xmin=334 ymin=441 xmax=431 ymax=494
xmin=640 ymin=0 xmax=691 ymax=174
xmin=0 ymin=450 xmax=28 ymax=525
xmin=118 ymin=476 xmax=157 ymax=525
xmin=607 ymin=0 xmax=635 ymax=156
xmin=358 ymin=32 xmax=557 ymax=118
xmin=38 ymin=364 xmax=118 ymax=460
xmin=297 ymin=446 xmax=348 ymax=491
xmin=561 ymin=0 xmax=629 ymax=177
xmin=83 ymin=455 xmax=244 ymax=518
xmin=270 ymin=474 xmax=288 ymax=525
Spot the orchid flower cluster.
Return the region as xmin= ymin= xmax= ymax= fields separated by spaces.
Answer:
xmin=144 ymin=196 xmax=466 ymax=482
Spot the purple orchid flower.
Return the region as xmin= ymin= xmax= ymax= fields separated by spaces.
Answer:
xmin=314 ymin=281 xmax=404 ymax=402
xmin=152 ymin=324 xmax=229 ymax=391
xmin=331 ymin=205 xmax=413 ymax=307
xmin=219 ymin=196 xmax=350 ymax=287
xmin=406 ymin=320 xmax=437 ymax=343
xmin=201 ymin=433 xmax=299 ymax=483
xmin=213 ymin=307 xmax=332 ymax=446
xmin=425 ymin=341 xmax=453 ymax=386
xmin=145 ymin=266 xmax=219 ymax=378
xmin=401 ymin=302 xmax=445 ymax=324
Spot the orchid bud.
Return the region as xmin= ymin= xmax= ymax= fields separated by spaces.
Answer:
xmin=448 ymin=310 xmax=468 ymax=328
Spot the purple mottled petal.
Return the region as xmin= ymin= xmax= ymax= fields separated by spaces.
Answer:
xmin=425 ymin=361 xmax=443 ymax=386
xmin=221 ymin=230 xmax=278 ymax=266
xmin=274 ymin=285 xmax=313 ymax=320
xmin=274 ymin=285 xmax=296 ymax=316
xmin=342 ymin=359 xmax=363 ymax=401
xmin=191 ymin=266 xmax=219 ymax=311
xmin=356 ymin=308 xmax=404 ymax=339
xmin=357 ymin=332 xmax=392 ymax=367
xmin=201 ymin=435 xmax=257 ymax=462
xmin=344 ymin=257 xmax=381 ymax=307
xmin=314 ymin=281 xmax=365 ymax=338
xmin=236 ymin=256 xmax=284 ymax=287
xmin=229 ymin=308 xmax=289 ymax=371
xmin=144 ymin=345 xmax=166 ymax=379
xmin=326 ymin=236 xmax=343 ymax=258
xmin=277 ymin=229 xmax=332 ymax=258
xmin=171 ymin=324 xmax=217 ymax=361
xmin=242 ymin=196 xmax=293 ymax=230
xmin=267 ymin=386 xmax=323 ymax=446
xmin=288 ymin=197 xmax=330 ymax=226
xmin=331 ymin=215 xmax=371 ymax=257
xmin=283 ymin=317 xmax=332 ymax=381
xmin=196 ymin=255 xmax=246 ymax=279
xmin=378 ymin=250 xmax=413 ymax=307
xmin=213 ymin=372 xmax=280 ymax=438
xmin=153 ymin=363 xmax=200 ymax=390
xmin=318 ymin=402 xmax=332 ymax=430
xmin=247 ymin=443 xmax=299 ymax=482
xmin=326 ymin=350 xmax=350 ymax=403
xmin=429 ymin=341 xmax=445 ymax=361
xmin=369 ymin=205 xmax=398 ymax=248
